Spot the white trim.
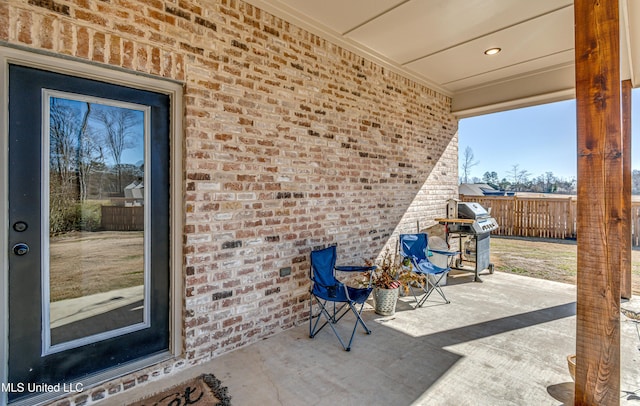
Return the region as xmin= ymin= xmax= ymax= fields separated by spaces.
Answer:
xmin=0 ymin=46 xmax=184 ymax=406
xmin=452 ymin=88 xmax=576 ymax=119
xmin=621 ymin=0 xmax=637 ymax=87
xmin=0 ymin=47 xmax=9 ymax=406
xmin=169 ymin=73 xmax=184 ymax=359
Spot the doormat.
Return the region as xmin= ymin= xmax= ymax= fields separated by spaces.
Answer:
xmin=128 ymin=373 xmax=231 ymax=406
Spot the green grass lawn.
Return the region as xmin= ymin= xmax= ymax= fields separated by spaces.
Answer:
xmin=490 ymin=236 xmax=640 ymax=294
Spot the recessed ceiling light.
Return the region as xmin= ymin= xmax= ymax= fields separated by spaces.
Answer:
xmin=484 ymin=47 xmax=501 ymax=56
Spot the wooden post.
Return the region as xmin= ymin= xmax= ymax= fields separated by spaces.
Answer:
xmin=621 ymin=79 xmax=632 ymax=299
xmin=574 ymin=0 xmax=621 ymax=404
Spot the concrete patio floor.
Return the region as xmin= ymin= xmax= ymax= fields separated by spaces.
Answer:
xmin=111 ymin=271 xmax=640 ymax=406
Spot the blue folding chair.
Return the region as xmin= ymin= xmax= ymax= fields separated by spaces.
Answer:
xmin=309 ymin=246 xmax=375 ymax=351
xmin=399 ymin=233 xmax=457 ymax=307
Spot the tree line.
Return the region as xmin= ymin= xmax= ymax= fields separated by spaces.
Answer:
xmin=462 ymin=146 xmax=640 ymax=194
xmin=460 ymin=146 xmax=576 ymax=194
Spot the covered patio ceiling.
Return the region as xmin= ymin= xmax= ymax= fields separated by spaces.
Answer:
xmin=245 ymin=0 xmax=640 ymax=117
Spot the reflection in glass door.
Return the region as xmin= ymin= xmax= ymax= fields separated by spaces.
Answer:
xmin=44 ymin=92 xmax=150 ymax=353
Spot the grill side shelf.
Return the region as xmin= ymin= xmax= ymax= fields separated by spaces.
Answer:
xmin=434 ymin=218 xmax=475 ymax=224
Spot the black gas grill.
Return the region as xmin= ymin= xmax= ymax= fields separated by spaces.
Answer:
xmin=437 ymin=201 xmax=498 ymax=282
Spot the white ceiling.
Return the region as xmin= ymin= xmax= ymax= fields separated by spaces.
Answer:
xmin=244 ymin=0 xmax=640 ymax=117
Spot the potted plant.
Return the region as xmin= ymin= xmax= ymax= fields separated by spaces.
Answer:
xmin=363 ymin=248 xmax=425 ymax=315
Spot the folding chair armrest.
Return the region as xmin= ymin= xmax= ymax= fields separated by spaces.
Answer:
xmin=335 ymin=265 xmax=377 ymax=272
xmin=430 ymin=249 xmax=459 ymax=257
xmin=336 ymin=265 xmax=377 ymax=288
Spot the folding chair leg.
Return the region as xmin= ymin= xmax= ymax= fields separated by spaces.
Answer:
xmin=431 ymin=276 xmax=450 ymax=304
xmin=341 ymin=302 xmax=371 ymax=351
xmin=353 ymin=302 xmax=371 ymax=335
xmin=311 ymin=299 xmax=351 ymax=350
xmin=408 ymin=283 xmax=428 ymax=309
xmin=309 ymin=296 xmax=316 ymax=337
xmin=409 ymin=273 xmax=450 ymax=308
xmin=416 ymin=273 xmax=450 ymax=307
xmin=309 ymin=296 xmax=331 ymax=338
xmin=309 ymin=296 xmax=371 ymax=351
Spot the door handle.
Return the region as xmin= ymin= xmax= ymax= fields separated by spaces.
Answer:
xmin=12 ymin=243 xmax=29 ymax=256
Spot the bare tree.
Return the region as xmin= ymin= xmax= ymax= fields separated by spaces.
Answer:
xmin=93 ymin=107 xmax=139 ymax=192
xmin=49 ymin=99 xmax=94 ymax=232
xmin=49 ymin=100 xmax=77 ymax=233
xmin=50 ymin=99 xmax=79 ymax=193
xmin=76 ymin=102 xmax=97 ymax=201
xmin=542 ymin=171 xmax=557 ymax=193
xmin=508 ymin=164 xmax=530 ymax=191
xmin=460 ymin=146 xmax=479 ymax=184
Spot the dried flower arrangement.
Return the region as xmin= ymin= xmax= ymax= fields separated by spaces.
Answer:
xmin=363 ymin=248 xmax=425 ymax=293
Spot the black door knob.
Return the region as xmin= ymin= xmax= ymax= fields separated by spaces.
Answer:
xmin=13 ymin=243 xmax=29 ymax=256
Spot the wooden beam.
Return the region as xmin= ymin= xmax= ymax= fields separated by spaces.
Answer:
xmin=621 ymin=79 xmax=632 ymax=300
xmin=574 ymin=0 xmax=621 ymax=404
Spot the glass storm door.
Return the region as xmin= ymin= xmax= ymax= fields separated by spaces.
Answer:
xmin=7 ymin=65 xmax=170 ymax=403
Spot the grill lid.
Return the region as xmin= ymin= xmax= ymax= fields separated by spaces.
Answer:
xmin=458 ymin=202 xmax=489 ymax=219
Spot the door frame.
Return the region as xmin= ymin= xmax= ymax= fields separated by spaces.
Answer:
xmin=0 ymin=46 xmax=184 ymax=406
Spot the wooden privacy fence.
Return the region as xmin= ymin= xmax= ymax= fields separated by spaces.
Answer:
xmin=101 ymin=206 xmax=144 ymax=231
xmin=459 ymin=194 xmax=640 ymax=246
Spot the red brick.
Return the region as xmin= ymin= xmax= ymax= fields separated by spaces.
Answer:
xmin=151 ymin=47 xmax=161 ymax=75
xmin=108 ymin=34 xmax=121 ymax=65
xmin=148 ymin=8 xmax=175 ymax=25
xmin=144 ymin=0 xmax=164 ymax=10
xmin=73 ymin=0 xmax=91 ymax=9
xmin=222 ymin=316 xmax=242 ymax=328
xmin=0 ymin=3 xmax=8 ymax=40
xmin=17 ymin=10 xmax=32 ymax=44
xmin=162 ymin=52 xmax=173 ymax=77
xmin=39 ymin=15 xmax=55 ymax=49
xmin=114 ymin=23 xmax=145 ymax=38
xmin=92 ymin=31 xmax=105 ymax=62
xmin=59 ymin=19 xmax=73 ymax=55
xmin=76 ymin=26 xmax=89 ymax=58
xmin=75 ymin=9 xmax=107 ymax=26
xmin=122 ymin=39 xmax=134 ymax=69
xmin=136 ymin=45 xmax=148 ymax=71
xmin=135 ymin=15 xmax=161 ymax=32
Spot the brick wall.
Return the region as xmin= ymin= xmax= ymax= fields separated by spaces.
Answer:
xmin=3 ymin=0 xmax=458 ymax=404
